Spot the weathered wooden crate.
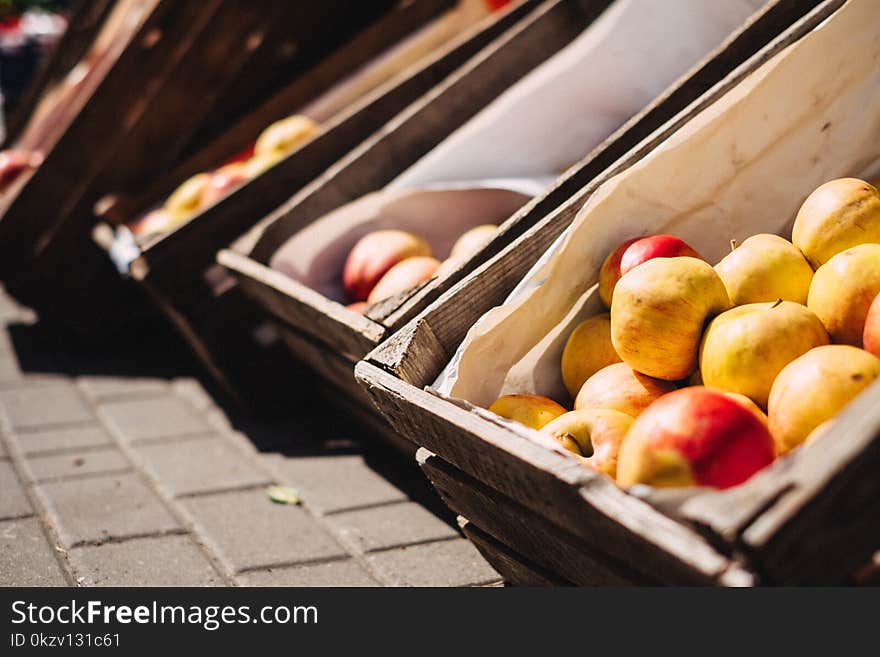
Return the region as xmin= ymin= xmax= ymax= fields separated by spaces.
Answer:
xmin=0 ymin=0 xmax=408 ymax=330
xmin=87 ymin=0 xmax=531 ymax=411
xmin=355 ymin=0 xmax=880 ymax=585
xmin=221 ymin=0 xmax=827 ymax=445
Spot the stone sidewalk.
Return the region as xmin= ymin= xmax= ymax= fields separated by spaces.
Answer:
xmin=0 ymin=288 xmax=500 ymax=587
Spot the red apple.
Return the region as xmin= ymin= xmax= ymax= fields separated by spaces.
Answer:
xmin=598 ymin=238 xmax=638 ymax=307
xmin=865 ymin=292 xmax=880 ymax=358
xmin=343 ymin=230 xmax=433 ymax=301
xmin=201 ymin=162 xmax=249 ymax=207
xmin=616 ymin=386 xmax=775 ymax=489
xmin=0 ymin=149 xmax=42 ymax=192
xmin=366 ymin=256 xmax=440 ymax=304
xmin=598 ymin=235 xmax=702 ymax=307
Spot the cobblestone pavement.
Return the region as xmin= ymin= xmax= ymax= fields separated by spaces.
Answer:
xmin=0 ymin=288 xmax=500 ymax=587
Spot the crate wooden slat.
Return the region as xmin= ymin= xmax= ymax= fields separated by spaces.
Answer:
xmin=356 ymin=0 xmax=880 ymax=585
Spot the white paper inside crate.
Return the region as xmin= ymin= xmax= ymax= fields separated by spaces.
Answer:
xmin=438 ymin=0 xmax=880 ymax=409
xmin=270 ymin=0 xmax=763 ymax=296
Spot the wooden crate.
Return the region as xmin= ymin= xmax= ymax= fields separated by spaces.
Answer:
xmin=221 ymin=0 xmax=827 ymax=444
xmin=356 ymin=0 xmax=880 ymax=585
xmin=89 ymin=1 xmax=531 ymax=412
xmin=0 ymin=0 xmax=407 ymax=330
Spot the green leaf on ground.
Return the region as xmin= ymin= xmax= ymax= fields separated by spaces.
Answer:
xmin=266 ymin=485 xmax=301 ymax=505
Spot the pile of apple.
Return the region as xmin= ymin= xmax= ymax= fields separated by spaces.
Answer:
xmin=128 ymin=115 xmax=319 ymax=239
xmin=342 ymin=224 xmax=497 ymax=313
xmin=488 ymin=177 xmax=880 ymax=490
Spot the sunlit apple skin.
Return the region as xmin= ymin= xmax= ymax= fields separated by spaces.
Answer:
xmin=699 ymin=301 xmax=829 ymax=409
xmin=864 ymin=293 xmax=880 ymax=358
xmin=560 ymin=314 xmax=621 ymax=399
xmin=450 ymin=224 xmax=497 ymax=260
xmin=598 ymin=238 xmax=638 ymax=307
xmin=792 ymin=178 xmax=880 ymax=268
xmin=616 ymin=387 xmax=775 ymax=489
xmin=574 ymin=362 xmax=677 ymax=417
xmin=723 ymin=392 xmax=769 ymax=428
xmin=200 ymin=162 xmax=248 ymax=207
xmin=254 ymin=114 xmax=319 ymax=159
xmin=619 ymin=235 xmax=702 ymax=277
xmin=715 ymin=234 xmax=813 ymax=305
xmin=164 ymin=172 xmax=211 ymax=226
xmin=342 ymin=230 xmax=433 ymax=301
xmin=768 ymin=345 xmax=880 ymax=454
xmin=541 ymin=409 xmax=633 ymax=477
xmin=611 ymin=256 xmax=731 ymax=381
xmin=807 ymin=244 xmax=880 ymax=346
xmin=366 ymin=256 xmax=440 ymax=304
xmin=488 ymin=394 xmax=567 ymax=430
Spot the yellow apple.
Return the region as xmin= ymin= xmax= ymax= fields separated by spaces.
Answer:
xmin=807 ymin=243 xmax=880 ymax=346
xmin=792 ymin=178 xmax=880 ymax=268
xmin=699 ymin=301 xmax=829 ymax=408
xmin=164 ymin=172 xmax=211 ymax=226
xmin=487 ymin=394 xmax=567 ymax=430
xmin=574 ymin=362 xmax=677 ymax=417
xmin=541 ymin=409 xmax=633 ymax=477
xmin=611 ymin=256 xmax=731 ymax=380
xmin=254 ymin=114 xmax=319 ymax=159
xmin=560 ymin=314 xmax=622 ymax=399
xmin=768 ymin=345 xmax=880 ymax=453
xmin=715 ymin=234 xmax=813 ymax=305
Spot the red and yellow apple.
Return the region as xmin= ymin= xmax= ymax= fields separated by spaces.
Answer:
xmin=598 ymin=238 xmax=638 ymax=307
xmin=450 ymin=224 xmax=498 ymax=260
xmin=164 ymin=172 xmax=211 ymax=226
xmin=200 ymin=162 xmax=249 ymax=207
xmin=254 ymin=114 xmax=319 ymax=160
xmin=807 ymin=243 xmax=880 ymax=346
xmin=792 ymin=178 xmax=880 ymax=268
xmin=541 ymin=409 xmax=633 ymax=477
xmin=574 ymin=362 xmax=677 ymax=417
xmin=714 ymin=234 xmax=813 ymax=305
xmin=366 ymin=256 xmax=440 ymax=304
xmin=343 ymin=230 xmax=433 ymax=301
xmin=768 ymin=345 xmax=880 ymax=453
xmin=560 ymin=314 xmax=621 ymax=399
xmin=488 ymin=394 xmax=567 ymax=430
xmin=864 ymin=292 xmax=880 ymax=357
xmin=699 ymin=301 xmax=829 ymax=408
xmin=611 ymin=256 xmax=731 ymax=380
xmin=616 ymin=387 xmax=775 ymax=489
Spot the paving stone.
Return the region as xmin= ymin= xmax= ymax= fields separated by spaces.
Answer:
xmin=328 ymin=502 xmax=458 ymax=553
xmin=0 ymin=517 xmax=67 ymax=586
xmin=78 ymin=375 xmax=168 ymax=401
xmin=266 ymin=454 xmax=407 ymax=515
xmin=0 ymin=461 xmax=32 ymax=519
xmin=69 ymin=535 xmax=222 ymax=586
xmin=183 ymin=489 xmax=346 ymax=574
xmin=0 ymin=350 xmax=22 ymax=383
xmin=98 ymin=395 xmax=211 ymax=443
xmin=171 ymin=378 xmax=214 ymax=412
xmin=237 ymin=559 xmax=377 ymax=587
xmin=14 ymin=423 xmax=115 ymax=455
xmin=24 ymin=447 xmax=131 ymax=483
xmin=0 ymin=382 xmax=94 ymax=430
xmin=367 ymin=538 xmax=500 ymax=587
xmin=37 ymin=472 xmax=181 ymax=547
xmin=134 ymin=435 xmax=269 ymax=497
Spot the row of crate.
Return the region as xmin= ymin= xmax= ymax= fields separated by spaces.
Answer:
xmin=4 ymin=0 xmax=879 ymax=585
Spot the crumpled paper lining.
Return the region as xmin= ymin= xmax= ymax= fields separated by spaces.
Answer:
xmin=438 ymin=0 xmax=880 ymax=411
xmin=269 ymin=0 xmax=763 ymax=298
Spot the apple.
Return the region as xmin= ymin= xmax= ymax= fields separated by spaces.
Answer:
xmin=560 ymin=314 xmax=621 ymax=399
xmin=864 ymin=292 xmax=880 ymax=357
xmin=488 ymin=394 xmax=567 ymax=430
xmin=128 ymin=208 xmax=173 ymax=238
xmin=164 ymin=172 xmax=211 ymax=226
xmin=541 ymin=409 xmax=633 ymax=477
xmin=611 ymin=256 xmax=731 ymax=380
xmin=699 ymin=301 xmax=829 ymax=408
xmin=598 ymin=238 xmax=638 ymax=307
xmin=574 ymin=362 xmax=677 ymax=417
xmin=366 ymin=256 xmax=440 ymax=304
xmin=254 ymin=114 xmax=319 ymax=159
xmin=616 ymin=387 xmax=775 ymax=489
xmin=0 ymin=149 xmax=42 ymax=192
xmin=450 ymin=224 xmax=498 ymax=260
xmin=598 ymin=235 xmax=702 ymax=308
xmin=343 ymin=230 xmax=433 ymax=301
xmin=807 ymin=243 xmax=880 ymax=346
xmin=200 ymin=162 xmax=248 ymax=206
xmin=723 ymin=392 xmax=769 ymax=428
xmin=715 ymin=234 xmax=813 ymax=305
xmin=347 ymin=301 xmax=368 ymax=314
xmin=768 ymin=345 xmax=880 ymax=453
xmin=792 ymin=178 xmax=880 ymax=268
